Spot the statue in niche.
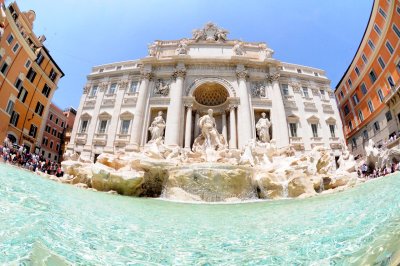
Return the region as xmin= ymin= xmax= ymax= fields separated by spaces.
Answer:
xmin=233 ymin=41 xmax=245 ymax=56
xmin=176 ymin=39 xmax=189 ymax=55
xmin=154 ymin=79 xmax=170 ymax=96
xmin=255 ymin=112 xmax=271 ymax=143
xmin=148 ymin=111 xmax=166 ymax=142
xmin=192 ymin=109 xmax=226 ymax=152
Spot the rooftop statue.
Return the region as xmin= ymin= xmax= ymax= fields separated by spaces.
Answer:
xmin=192 ymin=22 xmax=229 ymax=42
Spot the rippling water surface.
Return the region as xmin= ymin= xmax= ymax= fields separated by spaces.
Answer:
xmin=1 ymin=163 xmax=400 ymax=265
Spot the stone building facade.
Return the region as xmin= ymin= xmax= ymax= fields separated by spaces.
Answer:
xmin=68 ymin=23 xmax=344 ymax=163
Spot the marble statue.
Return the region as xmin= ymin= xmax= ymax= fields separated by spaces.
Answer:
xmin=148 ymin=111 xmax=166 ymax=142
xmin=176 ymin=39 xmax=189 ymax=55
xmin=148 ymin=43 xmax=157 ymax=57
xmin=233 ymin=41 xmax=245 ymax=56
xmin=192 ymin=29 xmax=204 ymax=41
xmin=216 ymin=28 xmax=228 ymax=42
xmin=365 ymin=139 xmax=380 ymax=169
xmin=255 ymin=113 xmax=271 ymax=143
xmin=193 ymin=109 xmax=226 ymax=152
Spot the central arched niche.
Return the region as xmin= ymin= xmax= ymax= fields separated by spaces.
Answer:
xmin=193 ymin=82 xmax=229 ymax=106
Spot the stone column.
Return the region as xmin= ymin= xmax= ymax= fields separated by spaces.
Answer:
xmin=128 ymin=69 xmax=152 ymax=151
xmin=165 ymin=65 xmax=186 ymax=147
xmin=194 ymin=111 xmax=200 ymax=138
xmin=229 ymin=105 xmax=237 ymax=149
xmin=268 ymin=70 xmax=290 ymax=148
xmin=222 ymin=111 xmax=227 ymax=142
xmin=236 ymin=65 xmax=252 ymax=148
xmin=184 ymin=104 xmax=193 ymax=149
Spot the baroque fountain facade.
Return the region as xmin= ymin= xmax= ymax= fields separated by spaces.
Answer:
xmin=63 ymin=23 xmax=358 ymax=201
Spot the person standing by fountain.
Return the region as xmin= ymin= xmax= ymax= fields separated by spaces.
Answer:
xmin=255 ymin=112 xmax=271 ymax=143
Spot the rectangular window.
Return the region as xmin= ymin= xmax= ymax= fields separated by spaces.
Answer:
xmin=363 ymin=130 xmax=368 ymax=140
xmin=29 ymin=124 xmax=37 ymax=138
xmin=56 ymin=144 xmax=60 ymax=152
xmin=281 ymin=84 xmax=289 ymax=96
xmin=12 ymin=43 xmax=19 ymax=53
xmin=386 ymin=41 xmax=394 ymax=54
xmin=55 ymin=118 xmax=59 ymax=125
xmin=378 ymin=57 xmax=386 ymax=69
xmin=116 ymin=66 xmax=122 ymax=70
xmin=289 ymin=123 xmax=297 ymax=137
xmin=329 ymin=124 xmax=335 ymax=138
xmin=355 ymin=67 xmax=360 ymax=76
xmin=374 ymin=23 xmax=381 ymax=35
xmin=302 ymin=87 xmax=309 ymax=98
xmin=368 ymin=39 xmax=375 ymax=50
xmin=98 ymin=120 xmax=107 ymax=134
xmin=386 ymin=111 xmax=393 ymax=122
xmin=0 ymin=62 xmax=9 ymax=75
xmin=120 ymin=120 xmax=131 ymax=134
xmin=348 ymin=79 xmax=352 ymax=88
xmin=129 ymin=81 xmax=138 ymax=93
xmin=369 ymin=69 xmax=377 ymax=83
xmin=49 ymin=69 xmax=57 ymax=82
xmin=6 ymin=34 xmax=14 ymax=44
xmin=353 ymin=94 xmax=359 ymax=105
xmin=362 ymin=53 xmax=368 ymax=64
xmin=61 ymin=122 xmax=64 ymax=128
xmin=54 ymin=155 xmax=58 ymax=161
xmin=373 ymin=121 xmax=380 ymax=132
xmin=344 ymin=105 xmax=350 ymax=116
xmin=50 ymin=141 xmax=53 ymax=149
xmin=314 ymin=72 xmax=319 ymax=77
xmin=5 ymin=100 xmax=14 ymax=115
xmin=393 ymin=24 xmax=400 ymax=39
xmin=35 ymin=102 xmax=44 ymax=116
xmin=42 ymin=84 xmax=51 ymax=98
xmin=340 ymin=91 xmax=344 ymax=98
xmin=80 ymin=120 xmax=88 ymax=133
xmin=10 ymin=111 xmax=19 ymax=127
xmin=15 ymin=78 xmax=22 ymax=90
xmin=388 ymin=75 xmax=395 ymax=88
xmin=358 ymin=110 xmax=364 ymax=122
xmin=27 ymin=68 xmax=37 ymax=83
xmin=50 ymin=114 xmax=53 ymax=121
xmin=36 ymin=52 xmax=44 ymax=65
xmin=108 ymin=83 xmax=117 ymax=94
xmin=311 ymin=124 xmax=318 ymax=138
xmin=297 ymin=69 xmax=302 ymax=73
xmin=361 ymin=83 xmax=368 ymax=95
xmin=17 ymin=87 xmax=28 ymax=103
xmin=367 ymin=100 xmax=374 ymax=113
xmin=377 ymin=89 xmax=384 ymax=102
xmin=90 ymin=85 xmax=98 ymax=97
xmin=379 ymin=7 xmax=387 ymax=18
xmin=348 ymin=121 xmax=353 ymax=131
xmin=25 ymin=59 xmax=31 ymax=68
xmin=42 ymin=138 xmax=46 ymax=145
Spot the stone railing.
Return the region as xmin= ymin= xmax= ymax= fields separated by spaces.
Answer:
xmin=93 ymin=133 xmax=107 ymax=145
xmin=322 ymin=104 xmax=334 ymax=113
xmin=75 ymin=133 xmax=87 ymax=144
xmin=122 ymin=97 xmax=138 ymax=106
xmin=304 ymin=102 xmax=317 ymax=111
xmin=102 ymin=99 xmax=116 ymax=107
xmin=83 ymin=100 xmax=96 ymax=109
xmin=290 ymin=136 xmax=303 ymax=143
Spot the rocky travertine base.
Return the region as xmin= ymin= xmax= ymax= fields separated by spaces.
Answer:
xmin=58 ymin=144 xmax=359 ymax=202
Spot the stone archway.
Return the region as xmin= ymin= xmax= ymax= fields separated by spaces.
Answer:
xmin=193 ymin=82 xmax=229 ymax=107
xmin=187 ymin=77 xmax=236 ymax=98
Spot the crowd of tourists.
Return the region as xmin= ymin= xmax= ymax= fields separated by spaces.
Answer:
xmin=358 ymin=162 xmax=399 ymax=179
xmin=0 ymin=138 xmax=64 ymax=177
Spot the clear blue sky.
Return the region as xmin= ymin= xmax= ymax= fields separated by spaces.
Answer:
xmin=13 ymin=0 xmax=373 ymax=110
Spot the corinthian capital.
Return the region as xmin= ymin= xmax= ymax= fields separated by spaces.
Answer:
xmin=83 ymin=85 xmax=90 ymax=94
xmin=267 ymin=72 xmax=280 ymax=83
xmin=236 ymin=70 xmax=248 ymax=80
xmin=140 ymin=70 xmax=153 ymax=80
xmin=118 ymin=80 xmax=129 ymax=89
xmin=99 ymin=82 xmax=108 ymax=92
xmin=173 ymin=69 xmax=187 ymax=79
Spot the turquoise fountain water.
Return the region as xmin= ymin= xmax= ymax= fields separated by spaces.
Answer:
xmin=1 ymin=163 xmax=400 ymax=265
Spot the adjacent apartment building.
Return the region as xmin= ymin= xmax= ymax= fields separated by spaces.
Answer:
xmin=335 ymin=0 xmax=399 ymax=156
xmin=61 ymin=107 xmax=77 ymax=155
xmin=0 ymin=2 xmax=64 ymax=153
xmin=41 ymin=103 xmax=67 ymax=162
